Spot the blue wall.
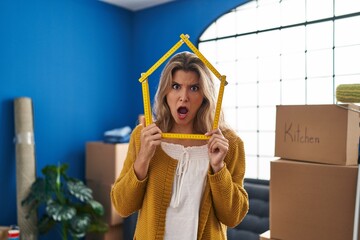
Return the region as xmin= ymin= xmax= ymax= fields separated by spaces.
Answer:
xmin=132 ymin=0 xmax=249 ymax=98
xmin=0 ymin=0 xmax=246 ymax=237
xmin=0 ymin=0 xmax=134 ymax=228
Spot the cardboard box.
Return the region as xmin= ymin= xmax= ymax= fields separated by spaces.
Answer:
xmin=259 ymin=230 xmax=272 ymax=240
xmin=86 ymin=142 xmax=129 ymax=184
xmin=86 ymin=224 xmax=123 ymax=240
xmin=87 ymin=179 xmax=123 ymax=226
xmin=270 ymin=159 xmax=360 ymax=240
xmin=275 ymin=104 xmax=360 ymax=165
xmin=0 ymin=227 xmax=10 ymax=240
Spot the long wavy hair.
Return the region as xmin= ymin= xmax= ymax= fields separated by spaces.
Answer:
xmin=153 ymin=51 xmax=226 ymax=133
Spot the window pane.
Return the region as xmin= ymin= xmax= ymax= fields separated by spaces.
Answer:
xmin=258 ymin=157 xmax=275 ymax=180
xmin=307 ymin=21 xmax=333 ymax=50
xmin=282 ymin=79 xmax=306 ymax=104
xmin=217 ymin=38 xmax=237 ymax=62
xmin=237 ymin=83 xmax=257 ymax=107
xmin=236 ymin=57 xmax=258 ymax=83
xmin=258 ymin=30 xmax=281 ymax=55
xmin=258 ymin=0 xmax=279 ymax=7
xmin=335 ymin=74 xmax=360 ymax=86
xmin=335 ymin=45 xmax=360 ymax=75
xmin=259 ymin=132 xmax=275 ymax=156
xmin=258 ymin=106 xmax=276 ymax=131
xmin=236 ymin=34 xmax=258 ymax=57
xmin=307 ymin=49 xmax=333 ymax=77
xmin=281 ymin=52 xmax=305 ymax=80
xmin=240 ymin=132 xmax=258 ymax=155
xmin=258 ymin=82 xmax=280 ymax=106
xmin=236 ymin=2 xmax=257 ymax=34
xmin=335 ymin=0 xmax=360 ymax=16
xmin=258 ymin=55 xmax=281 ymax=82
xmin=257 ymin=1 xmax=281 ymax=30
xmin=216 ymin=11 xmax=236 ymax=38
xmin=281 ymin=26 xmax=305 ymax=53
xmin=224 ymin=107 xmax=238 ymax=129
xmin=198 ymin=41 xmax=217 ymax=63
xmin=307 ymin=77 xmax=334 ymax=104
xmin=307 ymin=0 xmax=333 ymax=21
xmin=244 ymin=156 xmax=258 ymax=179
xmin=237 ymin=107 xmax=257 ymax=131
xmin=222 ymin=82 xmax=237 ymax=107
xmin=335 ymin=16 xmax=360 ymax=47
xmin=280 ymin=0 xmax=306 ymax=26
xmin=200 ymin=23 xmax=216 ymax=41
xmin=216 ymin=61 xmax=236 ymax=83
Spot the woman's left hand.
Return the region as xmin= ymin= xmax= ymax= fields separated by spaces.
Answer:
xmin=205 ymin=128 xmax=229 ymax=173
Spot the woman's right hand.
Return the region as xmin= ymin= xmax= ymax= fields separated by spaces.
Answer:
xmin=134 ymin=117 xmax=162 ymax=180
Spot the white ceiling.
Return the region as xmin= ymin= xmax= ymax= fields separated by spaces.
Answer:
xmin=99 ymin=0 xmax=175 ymax=11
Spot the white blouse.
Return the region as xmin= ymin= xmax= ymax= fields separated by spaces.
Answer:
xmin=161 ymin=142 xmax=209 ymax=240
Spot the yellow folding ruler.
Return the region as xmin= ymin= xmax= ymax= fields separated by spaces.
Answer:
xmin=139 ymin=34 xmax=227 ymax=140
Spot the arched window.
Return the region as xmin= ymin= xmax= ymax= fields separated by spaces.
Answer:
xmin=199 ymin=0 xmax=360 ymax=179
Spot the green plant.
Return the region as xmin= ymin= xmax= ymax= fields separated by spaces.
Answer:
xmin=22 ymin=163 xmax=108 ymax=240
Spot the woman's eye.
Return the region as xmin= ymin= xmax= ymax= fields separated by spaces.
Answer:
xmin=172 ymin=83 xmax=180 ymax=90
xmin=191 ymin=85 xmax=199 ymax=91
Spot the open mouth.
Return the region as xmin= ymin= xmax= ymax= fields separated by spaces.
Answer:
xmin=177 ymin=106 xmax=189 ymax=119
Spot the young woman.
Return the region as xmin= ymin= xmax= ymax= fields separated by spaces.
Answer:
xmin=111 ymin=51 xmax=249 ymax=239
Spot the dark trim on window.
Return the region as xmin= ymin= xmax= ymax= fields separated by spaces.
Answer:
xmin=199 ymin=12 xmax=360 ymax=43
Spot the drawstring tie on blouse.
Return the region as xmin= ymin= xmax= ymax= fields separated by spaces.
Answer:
xmin=170 ymin=150 xmax=190 ymax=208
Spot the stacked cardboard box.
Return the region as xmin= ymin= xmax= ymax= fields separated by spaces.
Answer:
xmin=85 ymin=142 xmax=129 ymax=240
xmin=0 ymin=227 xmax=10 ymax=240
xmin=269 ymin=104 xmax=360 ymax=240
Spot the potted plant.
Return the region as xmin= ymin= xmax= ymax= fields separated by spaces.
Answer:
xmin=22 ymin=163 xmax=108 ymax=240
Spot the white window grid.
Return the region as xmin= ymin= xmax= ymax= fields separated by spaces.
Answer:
xmin=198 ymin=0 xmax=360 ymax=180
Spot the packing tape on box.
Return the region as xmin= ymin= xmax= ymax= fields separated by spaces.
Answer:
xmin=14 ymin=132 xmax=34 ymax=145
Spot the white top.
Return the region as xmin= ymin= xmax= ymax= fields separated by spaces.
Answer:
xmin=161 ymin=142 xmax=209 ymax=240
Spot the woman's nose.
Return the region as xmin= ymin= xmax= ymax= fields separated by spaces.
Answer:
xmin=179 ymin=89 xmax=189 ymax=102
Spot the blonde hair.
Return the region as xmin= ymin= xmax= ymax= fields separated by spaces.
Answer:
xmin=153 ymin=51 xmax=226 ymax=133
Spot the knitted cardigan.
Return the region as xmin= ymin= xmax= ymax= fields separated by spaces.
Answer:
xmin=111 ymin=124 xmax=249 ymax=240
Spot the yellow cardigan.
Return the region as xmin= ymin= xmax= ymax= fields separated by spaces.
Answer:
xmin=111 ymin=125 xmax=249 ymax=239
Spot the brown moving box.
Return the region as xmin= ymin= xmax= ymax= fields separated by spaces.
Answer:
xmin=86 ymin=142 xmax=129 ymax=184
xmin=270 ymin=159 xmax=359 ymax=240
xmin=86 ymin=142 xmax=129 ymax=226
xmin=0 ymin=227 xmax=10 ymax=240
xmin=87 ymin=180 xmax=123 ymax=226
xmin=275 ymin=104 xmax=359 ymax=165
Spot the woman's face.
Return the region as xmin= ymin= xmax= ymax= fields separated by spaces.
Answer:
xmin=166 ymin=69 xmax=204 ymax=133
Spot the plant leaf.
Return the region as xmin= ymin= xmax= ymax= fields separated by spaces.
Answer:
xmin=87 ymin=220 xmax=109 ymax=233
xmin=22 ymin=163 xmax=109 ymax=239
xmin=46 ymin=201 xmax=76 ymax=221
xmin=70 ymin=214 xmax=91 ymax=234
xmin=69 ymin=229 xmax=86 ymax=239
xmin=22 ymin=178 xmax=53 ymax=218
xmin=87 ymin=200 xmax=104 ymax=216
xmin=42 ymin=163 xmax=68 ymax=176
xmin=67 ymin=180 xmax=93 ymax=202
xmin=37 ymin=215 xmax=56 ymax=234
xmin=22 ymin=178 xmax=45 ymax=206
